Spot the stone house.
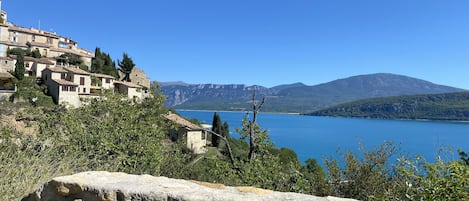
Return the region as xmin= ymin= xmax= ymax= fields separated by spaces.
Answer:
xmin=114 ymin=81 xmax=150 ymax=100
xmin=164 ymin=112 xmax=207 ymax=154
xmin=118 ymin=67 xmax=151 ymax=89
xmin=42 ymin=66 xmax=149 ymax=107
xmin=42 ymin=67 xmax=81 ymax=107
xmin=91 ymin=73 xmax=115 ymax=90
xmin=0 ymin=56 xmax=14 ymax=73
xmin=0 ymin=5 xmax=94 ymax=68
xmin=0 ymin=72 xmax=15 ymax=101
xmin=2 ymin=55 xmax=55 ymax=77
xmin=63 ymin=66 xmax=91 ymax=96
xmin=32 ymin=57 xmax=55 ymax=77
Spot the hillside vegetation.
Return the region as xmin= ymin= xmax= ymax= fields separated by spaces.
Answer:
xmin=307 ymin=91 xmax=469 ymax=121
xmin=1 ymin=88 xmax=468 ymax=200
xmin=161 ymin=73 xmax=465 ymax=113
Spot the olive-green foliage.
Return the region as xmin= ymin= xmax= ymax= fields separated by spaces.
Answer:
xmin=325 ymin=142 xmax=404 ymax=200
xmin=7 ymin=48 xmax=41 ymax=58
xmin=15 ymin=76 xmax=55 ymax=107
xmin=301 ymin=158 xmax=331 ymax=196
xmin=39 ymin=93 xmax=168 ymax=174
xmin=460 ymin=149 xmax=469 ymax=165
xmin=0 ymin=127 xmax=89 ymax=200
xmin=57 ymin=53 xmax=84 ymax=66
xmin=397 ymin=156 xmax=469 ymax=200
xmin=30 ymin=49 xmax=42 ymax=58
xmin=2 ymin=91 xmax=170 ymax=200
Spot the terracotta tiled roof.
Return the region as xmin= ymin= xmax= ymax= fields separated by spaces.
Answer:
xmin=46 ymin=66 xmax=67 ymax=73
xmin=45 ymin=66 xmax=67 ymax=73
xmin=52 ymin=79 xmax=78 ymax=86
xmin=91 ymin=73 xmax=115 ymax=79
xmin=36 ymin=58 xmax=55 ymax=65
xmin=0 ymin=72 xmax=13 ymax=78
xmin=64 ymin=67 xmax=90 ymax=75
xmin=27 ymin=41 xmax=52 ymax=48
xmin=0 ymin=56 xmax=14 ymax=61
xmin=24 ymin=56 xmax=36 ymax=62
xmin=114 ymin=81 xmax=142 ymax=88
xmin=164 ymin=112 xmax=203 ymax=130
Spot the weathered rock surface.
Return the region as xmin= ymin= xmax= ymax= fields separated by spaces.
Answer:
xmin=22 ymin=171 xmax=357 ymax=201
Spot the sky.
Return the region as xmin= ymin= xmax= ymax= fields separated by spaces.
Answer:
xmin=3 ymin=0 xmax=469 ymax=89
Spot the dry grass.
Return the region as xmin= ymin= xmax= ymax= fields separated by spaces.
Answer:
xmin=0 ymin=141 xmax=90 ymax=200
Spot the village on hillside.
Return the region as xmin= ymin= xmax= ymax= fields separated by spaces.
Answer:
xmin=0 ymin=4 xmax=152 ymax=107
xmin=0 ymin=2 xmax=212 ymax=154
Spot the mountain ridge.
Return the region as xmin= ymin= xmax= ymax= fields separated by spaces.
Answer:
xmin=306 ymin=91 xmax=469 ymax=121
xmin=159 ymin=73 xmax=465 ymax=113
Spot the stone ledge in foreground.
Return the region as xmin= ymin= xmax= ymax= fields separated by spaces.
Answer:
xmin=22 ymin=171 xmax=358 ymax=201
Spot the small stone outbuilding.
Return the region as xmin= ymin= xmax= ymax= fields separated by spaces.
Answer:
xmin=164 ymin=112 xmax=207 ymax=154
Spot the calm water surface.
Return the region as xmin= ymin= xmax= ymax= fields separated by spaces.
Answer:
xmin=178 ymin=110 xmax=469 ymax=165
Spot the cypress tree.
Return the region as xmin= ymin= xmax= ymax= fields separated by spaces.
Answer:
xmin=14 ymin=53 xmax=25 ymax=80
xmin=211 ymin=112 xmax=222 ymax=147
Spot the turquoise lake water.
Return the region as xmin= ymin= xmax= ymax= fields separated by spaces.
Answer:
xmin=178 ymin=110 xmax=469 ymax=165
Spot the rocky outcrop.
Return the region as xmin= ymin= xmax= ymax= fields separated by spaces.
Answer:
xmin=22 ymin=171 xmax=357 ymax=201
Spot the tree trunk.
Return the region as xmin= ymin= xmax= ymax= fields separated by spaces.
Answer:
xmin=205 ymin=129 xmax=236 ymax=167
xmin=248 ymin=90 xmax=265 ymax=161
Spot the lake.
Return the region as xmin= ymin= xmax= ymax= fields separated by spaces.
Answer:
xmin=178 ymin=110 xmax=469 ymax=165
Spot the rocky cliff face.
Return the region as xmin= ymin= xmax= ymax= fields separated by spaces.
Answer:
xmin=22 ymin=171 xmax=358 ymax=201
xmin=160 ymin=83 xmax=272 ymax=107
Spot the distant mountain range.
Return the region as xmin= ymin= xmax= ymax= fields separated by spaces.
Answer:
xmin=159 ymin=73 xmax=465 ymax=113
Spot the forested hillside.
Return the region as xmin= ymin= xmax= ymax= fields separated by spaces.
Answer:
xmin=307 ymin=92 xmax=469 ymax=121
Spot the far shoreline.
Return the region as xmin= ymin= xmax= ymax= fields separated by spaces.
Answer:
xmin=175 ymin=109 xmax=301 ymax=115
xmin=176 ymin=109 xmax=469 ymax=124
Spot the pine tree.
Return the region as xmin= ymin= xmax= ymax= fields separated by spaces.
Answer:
xmin=118 ymin=53 xmax=135 ymax=82
xmin=91 ymin=47 xmax=118 ymax=78
xmin=14 ymin=53 xmax=25 ymax=80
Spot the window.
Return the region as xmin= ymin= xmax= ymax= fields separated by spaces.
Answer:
xmin=32 ymin=35 xmax=36 ymax=42
xmin=25 ymin=63 xmax=30 ymax=68
xmin=201 ymin=132 xmax=206 ymax=140
xmin=80 ymin=77 xmax=85 ymax=85
xmin=58 ymin=41 xmax=68 ymax=48
xmin=62 ymin=86 xmax=67 ymax=91
xmin=105 ymin=78 xmax=110 ymax=83
xmin=47 ymin=38 xmax=52 ymax=44
xmin=4 ymin=61 xmax=7 ymax=64
xmin=61 ymin=73 xmax=66 ymax=79
xmin=70 ymin=86 xmax=76 ymax=92
xmin=83 ymin=88 xmax=86 ymax=93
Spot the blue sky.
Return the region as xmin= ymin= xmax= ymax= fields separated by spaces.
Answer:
xmin=3 ymin=0 xmax=469 ymax=89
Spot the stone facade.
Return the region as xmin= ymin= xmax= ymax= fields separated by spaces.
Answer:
xmin=0 ymin=4 xmax=94 ymax=68
xmin=0 ymin=72 xmax=15 ymax=101
xmin=164 ymin=112 xmax=207 ymax=154
xmin=119 ymin=67 xmax=151 ymax=89
xmin=42 ymin=67 xmax=81 ymax=107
